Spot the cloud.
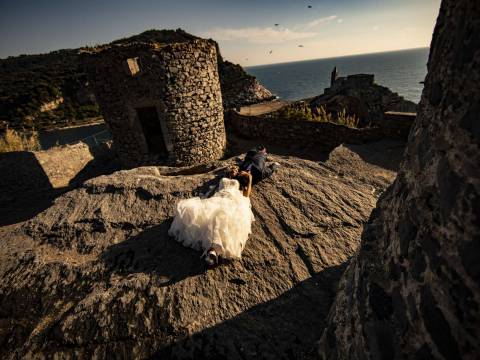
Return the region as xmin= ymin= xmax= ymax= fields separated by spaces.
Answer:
xmin=201 ymin=27 xmax=317 ymax=44
xmin=306 ymin=15 xmax=338 ymax=28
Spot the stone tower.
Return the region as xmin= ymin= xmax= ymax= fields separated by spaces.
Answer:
xmin=82 ymin=39 xmax=226 ymax=167
xmin=330 ymin=66 xmax=338 ymax=86
xmin=319 ymin=0 xmax=480 ymax=358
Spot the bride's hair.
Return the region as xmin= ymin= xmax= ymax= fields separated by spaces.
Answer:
xmin=236 ymin=172 xmax=250 ymax=190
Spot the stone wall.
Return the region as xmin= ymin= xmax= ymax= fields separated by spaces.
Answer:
xmin=227 ymin=111 xmax=385 ymax=150
xmin=318 ymin=1 xmax=480 ymax=359
xmin=382 ymin=111 xmax=416 ymax=139
xmin=83 ymin=39 xmax=226 ymax=168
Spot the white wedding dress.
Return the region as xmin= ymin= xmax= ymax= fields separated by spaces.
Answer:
xmin=168 ymin=178 xmax=254 ymax=259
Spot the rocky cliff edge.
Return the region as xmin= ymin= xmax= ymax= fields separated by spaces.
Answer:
xmin=0 ymin=140 xmax=404 ymax=359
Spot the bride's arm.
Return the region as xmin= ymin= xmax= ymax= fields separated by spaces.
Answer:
xmin=243 ymin=173 xmax=253 ymax=197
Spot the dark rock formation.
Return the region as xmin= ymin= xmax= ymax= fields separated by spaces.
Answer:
xmin=219 ymin=60 xmax=275 ymax=109
xmin=0 ymin=139 xmax=404 ymax=359
xmin=318 ymin=0 xmax=480 ymax=359
xmin=312 ymin=73 xmax=418 ymax=127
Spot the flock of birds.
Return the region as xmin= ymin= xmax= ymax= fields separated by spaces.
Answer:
xmin=245 ymin=4 xmax=314 ymax=61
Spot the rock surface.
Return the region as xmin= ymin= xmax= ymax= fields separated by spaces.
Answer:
xmin=319 ymin=1 xmax=480 ymax=359
xmin=0 ymin=140 xmax=404 ymax=359
xmin=0 ymin=142 xmax=119 ymax=227
xmin=219 ymin=60 xmax=275 ymax=109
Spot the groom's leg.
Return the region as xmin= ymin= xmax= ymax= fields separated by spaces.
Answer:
xmin=262 ymin=163 xmax=279 ymax=180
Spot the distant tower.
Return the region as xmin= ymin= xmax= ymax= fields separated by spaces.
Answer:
xmin=331 ymin=66 xmax=339 ymax=86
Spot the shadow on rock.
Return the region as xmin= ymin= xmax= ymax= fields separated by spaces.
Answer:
xmin=101 ymin=220 xmax=206 ymax=286
xmin=344 ymin=139 xmax=406 ymax=172
xmin=153 ymin=262 xmax=348 ymax=360
xmin=0 ymin=151 xmax=64 ymax=226
xmin=0 ymin=143 xmax=120 ymax=226
xmin=191 ymin=168 xmax=232 ymax=198
xmin=68 ymin=143 xmax=120 ymax=187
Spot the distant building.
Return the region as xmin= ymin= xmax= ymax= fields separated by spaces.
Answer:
xmin=326 ymin=71 xmax=375 ymax=94
xmin=82 ymin=39 xmax=226 ymax=168
xmin=330 ymin=66 xmax=339 ymax=87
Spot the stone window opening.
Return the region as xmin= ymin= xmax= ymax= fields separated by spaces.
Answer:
xmin=125 ymin=57 xmax=141 ymax=76
xmin=135 ymin=106 xmax=168 ymax=156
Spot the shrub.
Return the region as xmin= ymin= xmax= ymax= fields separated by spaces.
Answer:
xmin=276 ymin=105 xmax=360 ymax=128
xmin=276 ymin=106 xmax=314 ymax=121
xmin=0 ymin=128 xmax=41 ymax=152
xmin=311 ymin=106 xmax=359 ymax=127
xmin=312 ymin=105 xmax=332 ymax=122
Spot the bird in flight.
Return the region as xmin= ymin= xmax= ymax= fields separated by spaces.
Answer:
xmin=308 ymin=5 xmax=312 ymax=8
xmin=298 ymin=45 xmax=304 ymax=48
xmin=274 ymin=23 xmax=280 ymax=26
xmin=269 ymin=50 xmax=273 ymax=54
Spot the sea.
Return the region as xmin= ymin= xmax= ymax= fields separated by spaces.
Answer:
xmin=245 ymin=47 xmax=429 ymax=104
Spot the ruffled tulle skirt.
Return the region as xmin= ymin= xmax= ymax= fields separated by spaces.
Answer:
xmin=168 ymin=181 xmax=254 ymax=259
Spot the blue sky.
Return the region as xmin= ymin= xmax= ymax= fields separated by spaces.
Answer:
xmin=0 ymin=0 xmax=441 ymax=65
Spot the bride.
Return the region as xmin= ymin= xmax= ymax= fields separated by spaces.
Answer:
xmin=168 ymin=168 xmax=254 ymax=266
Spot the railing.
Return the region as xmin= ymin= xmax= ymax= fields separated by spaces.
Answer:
xmin=68 ymin=129 xmax=112 ymax=148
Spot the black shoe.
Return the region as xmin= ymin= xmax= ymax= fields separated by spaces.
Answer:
xmin=205 ymin=250 xmax=218 ymax=267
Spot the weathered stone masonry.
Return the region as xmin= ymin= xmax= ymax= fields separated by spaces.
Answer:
xmin=83 ymin=39 xmax=226 ymax=167
xmin=227 ymin=109 xmax=415 ymax=150
xmin=319 ymin=0 xmax=480 ymax=359
xmin=227 ymin=110 xmax=384 ymax=150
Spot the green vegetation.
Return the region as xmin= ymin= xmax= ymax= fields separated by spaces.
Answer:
xmin=0 ymin=128 xmax=41 ymax=152
xmin=0 ymin=29 xmax=194 ymax=131
xmin=276 ymin=106 xmax=314 ymax=121
xmin=275 ymin=105 xmax=359 ymax=128
xmin=0 ymin=48 xmax=102 ymax=131
xmin=316 ymin=105 xmax=332 ymax=122
xmin=335 ymin=108 xmax=360 ymax=127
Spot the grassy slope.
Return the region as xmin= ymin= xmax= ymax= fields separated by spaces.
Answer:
xmin=0 ymin=29 xmax=208 ymax=131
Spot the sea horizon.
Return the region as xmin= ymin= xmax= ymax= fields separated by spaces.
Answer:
xmin=245 ymin=46 xmax=429 ymax=68
xmin=245 ymin=47 xmax=429 ymax=103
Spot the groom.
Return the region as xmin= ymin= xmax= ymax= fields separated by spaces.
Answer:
xmin=238 ymin=145 xmax=279 ymax=184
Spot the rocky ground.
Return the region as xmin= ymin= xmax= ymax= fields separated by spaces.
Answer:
xmin=0 ymin=139 xmax=405 ymax=359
